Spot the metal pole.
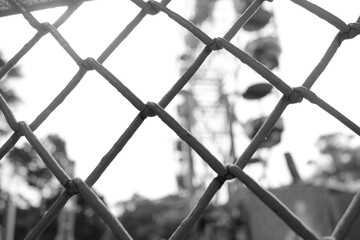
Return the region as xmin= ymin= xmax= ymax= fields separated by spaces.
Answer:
xmin=5 ymin=194 xmax=16 ymax=240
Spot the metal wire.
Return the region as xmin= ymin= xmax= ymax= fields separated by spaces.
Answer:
xmin=0 ymin=0 xmax=359 ymax=239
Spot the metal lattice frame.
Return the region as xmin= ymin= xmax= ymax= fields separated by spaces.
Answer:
xmin=0 ymin=0 xmax=359 ymax=239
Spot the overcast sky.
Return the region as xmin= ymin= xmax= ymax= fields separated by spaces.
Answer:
xmin=1 ymin=0 xmax=359 ymax=207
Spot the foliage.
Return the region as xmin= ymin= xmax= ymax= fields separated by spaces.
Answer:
xmin=0 ymin=53 xmax=22 ymax=135
xmin=4 ymin=192 xmax=108 ymax=240
xmin=7 ymin=134 xmax=74 ymax=200
xmin=0 ymin=52 xmax=107 ymax=240
xmin=74 ymin=193 xmax=108 ymax=240
xmin=117 ymin=194 xmax=189 ymax=240
xmin=314 ymin=133 xmax=360 ymax=182
xmin=116 ymin=194 xmax=249 ymax=240
xmin=197 ymin=203 xmax=249 ymax=240
xmin=13 ymin=205 xmax=57 ymax=240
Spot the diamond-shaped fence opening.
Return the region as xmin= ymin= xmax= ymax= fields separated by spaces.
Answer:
xmin=0 ymin=0 xmax=360 ymax=239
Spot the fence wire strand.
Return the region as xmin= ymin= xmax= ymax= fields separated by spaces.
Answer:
xmin=0 ymin=0 xmax=359 ymax=239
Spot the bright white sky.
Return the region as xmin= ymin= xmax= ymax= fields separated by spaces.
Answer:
xmin=0 ymin=0 xmax=359 ymax=207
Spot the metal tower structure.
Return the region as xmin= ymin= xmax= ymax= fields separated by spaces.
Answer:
xmin=174 ymin=0 xmax=283 ymax=202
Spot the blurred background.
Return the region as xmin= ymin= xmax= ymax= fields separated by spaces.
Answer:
xmin=0 ymin=0 xmax=360 ymax=239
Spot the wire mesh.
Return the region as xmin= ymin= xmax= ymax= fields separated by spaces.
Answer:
xmin=0 ymin=0 xmax=359 ymax=239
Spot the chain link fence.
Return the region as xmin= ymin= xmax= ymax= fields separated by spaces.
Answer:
xmin=0 ymin=0 xmax=359 ymax=239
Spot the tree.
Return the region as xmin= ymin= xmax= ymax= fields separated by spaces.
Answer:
xmin=116 ymin=193 xmax=249 ymax=240
xmin=0 ymin=53 xmax=108 ymax=240
xmin=0 ymin=52 xmax=73 ymax=204
xmin=74 ymin=192 xmax=108 ymax=240
xmin=6 ymin=134 xmax=109 ymax=239
xmin=117 ymin=194 xmax=189 ymax=240
xmin=0 ymin=53 xmax=21 ymax=135
xmin=7 ymin=134 xmax=74 ymax=202
xmin=312 ymin=132 xmax=360 ymax=182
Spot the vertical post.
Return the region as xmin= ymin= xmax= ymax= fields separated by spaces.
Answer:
xmin=54 ymin=205 xmax=75 ymax=240
xmin=223 ymin=91 xmax=238 ymax=203
xmin=5 ymin=194 xmax=16 ymax=240
xmin=284 ymin=152 xmax=302 ymax=184
xmin=55 ymin=158 xmax=76 ymax=240
xmin=178 ymin=90 xmax=197 ymax=201
xmin=184 ymin=91 xmax=197 ymax=240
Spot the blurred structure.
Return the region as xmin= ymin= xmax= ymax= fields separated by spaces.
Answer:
xmin=239 ymin=184 xmax=360 ymax=240
xmin=175 ymin=0 xmax=282 ymax=202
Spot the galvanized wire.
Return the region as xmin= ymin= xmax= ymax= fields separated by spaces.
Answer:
xmin=0 ymin=0 xmax=359 ymax=239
